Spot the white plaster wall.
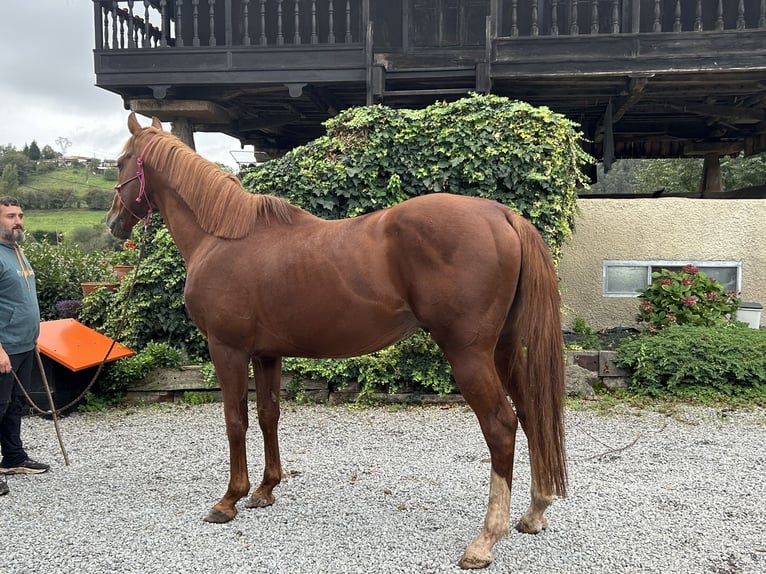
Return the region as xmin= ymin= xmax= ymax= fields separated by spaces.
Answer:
xmin=557 ymin=198 xmax=766 ymax=329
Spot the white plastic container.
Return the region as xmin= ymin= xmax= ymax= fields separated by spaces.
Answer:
xmin=735 ymin=302 xmax=763 ymax=329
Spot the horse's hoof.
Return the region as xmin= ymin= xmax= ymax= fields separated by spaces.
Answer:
xmin=515 ymin=513 xmax=548 ymax=534
xmin=458 ymin=552 xmax=492 ymax=570
xmin=204 ymin=508 xmax=235 ymax=523
xmin=245 ymin=493 xmax=275 ymax=508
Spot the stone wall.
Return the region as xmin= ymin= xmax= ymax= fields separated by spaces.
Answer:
xmin=124 ymin=353 xmax=629 ymax=405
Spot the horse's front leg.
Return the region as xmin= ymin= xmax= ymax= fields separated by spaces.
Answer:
xmin=204 ymin=343 xmax=252 ymax=523
xmin=245 ymin=355 xmax=283 ymax=509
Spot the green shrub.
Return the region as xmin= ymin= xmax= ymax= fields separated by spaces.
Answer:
xmin=23 ymin=240 xmax=108 ymax=320
xmin=78 ymin=218 xmax=209 ymax=361
xmin=283 ymin=330 xmax=454 ymax=399
xmin=95 ymin=341 xmax=183 ymax=402
xmin=615 ymin=324 xmax=766 ymax=397
xmin=570 ymin=317 xmax=601 ymax=350
xmin=637 ymin=265 xmax=740 ymax=330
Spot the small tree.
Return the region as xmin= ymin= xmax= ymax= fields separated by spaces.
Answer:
xmin=27 ymin=140 xmax=41 ymax=161
xmin=0 ymin=163 xmax=19 ymax=195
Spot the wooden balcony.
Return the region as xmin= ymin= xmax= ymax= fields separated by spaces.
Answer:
xmin=93 ymin=1 xmax=766 ymax=163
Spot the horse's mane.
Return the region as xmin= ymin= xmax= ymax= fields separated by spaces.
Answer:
xmin=133 ymin=128 xmax=294 ymax=239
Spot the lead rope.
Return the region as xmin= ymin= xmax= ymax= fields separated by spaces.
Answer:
xmin=11 ymin=224 xmax=151 ymax=465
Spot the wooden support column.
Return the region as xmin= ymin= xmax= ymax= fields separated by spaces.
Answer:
xmin=171 ymin=118 xmax=196 ymax=151
xmin=698 ymin=152 xmax=723 ymax=195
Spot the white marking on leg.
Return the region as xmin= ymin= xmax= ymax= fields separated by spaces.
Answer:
xmin=459 ymin=469 xmax=510 ymax=569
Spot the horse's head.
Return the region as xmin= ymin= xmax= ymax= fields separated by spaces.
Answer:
xmin=106 ymin=113 xmax=163 ymax=239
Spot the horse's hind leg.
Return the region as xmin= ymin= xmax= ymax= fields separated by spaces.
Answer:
xmin=446 ymin=351 xmax=518 ymax=570
xmin=245 ymin=356 xmax=283 ymax=509
xmin=205 ymin=343 xmax=252 ymax=523
xmin=498 ymin=348 xmax=553 ymax=534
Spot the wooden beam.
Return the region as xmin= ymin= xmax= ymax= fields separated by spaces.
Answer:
xmin=660 ymin=102 xmax=766 ymax=123
xmin=594 ymin=76 xmax=650 ymax=144
xmin=683 ymin=141 xmax=744 ymax=156
xmin=129 ymin=99 xmax=230 ymax=124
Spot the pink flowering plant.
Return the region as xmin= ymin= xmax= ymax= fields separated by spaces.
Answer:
xmin=113 ymin=240 xmax=140 ymax=265
xmin=637 ymin=264 xmax=741 ymax=330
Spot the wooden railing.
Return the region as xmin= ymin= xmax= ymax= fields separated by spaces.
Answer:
xmin=95 ymin=0 xmax=366 ymax=50
xmin=94 ymin=1 xmax=766 ymax=52
xmin=498 ymin=0 xmax=766 ymax=37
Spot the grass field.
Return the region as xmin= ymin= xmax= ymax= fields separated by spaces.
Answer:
xmin=24 ymin=209 xmax=108 ymax=235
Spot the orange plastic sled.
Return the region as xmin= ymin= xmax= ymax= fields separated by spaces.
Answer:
xmin=37 ymin=319 xmax=134 ymax=372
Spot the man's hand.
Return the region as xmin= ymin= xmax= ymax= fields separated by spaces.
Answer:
xmin=0 ymin=348 xmax=11 ymax=374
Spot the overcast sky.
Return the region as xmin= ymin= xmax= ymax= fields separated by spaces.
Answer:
xmin=0 ymin=1 xmax=251 ymax=169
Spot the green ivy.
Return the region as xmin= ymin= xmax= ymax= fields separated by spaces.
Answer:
xmin=23 ymin=240 xmax=108 ymax=320
xmin=78 ymin=216 xmax=209 ymax=361
xmin=283 ymin=330 xmax=454 ymax=399
xmin=241 ymin=94 xmax=591 ymax=263
xmin=615 ymin=325 xmax=766 ymax=397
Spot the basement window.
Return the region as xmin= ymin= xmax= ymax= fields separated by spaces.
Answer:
xmin=603 ymin=260 xmax=741 ymax=297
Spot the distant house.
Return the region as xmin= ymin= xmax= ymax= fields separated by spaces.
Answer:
xmin=61 ymin=155 xmax=96 ymax=167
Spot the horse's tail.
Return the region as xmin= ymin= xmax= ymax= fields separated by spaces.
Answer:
xmin=506 ymin=210 xmax=568 ymax=498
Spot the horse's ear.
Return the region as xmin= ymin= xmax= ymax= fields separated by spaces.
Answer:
xmin=151 ymin=116 xmax=163 ymax=130
xmin=128 ymin=112 xmax=142 ymax=135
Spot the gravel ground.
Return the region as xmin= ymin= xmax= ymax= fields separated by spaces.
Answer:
xmin=1 ymin=402 xmax=764 ymax=574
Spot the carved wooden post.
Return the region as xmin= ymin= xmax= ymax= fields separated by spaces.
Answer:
xmin=694 ymin=0 xmax=702 ymax=31
xmin=328 ymin=0 xmax=336 ymax=43
xmin=243 ymin=0 xmax=251 ymax=46
xmin=127 ymin=0 xmax=136 ymax=49
xmin=590 ymin=0 xmax=599 ymax=34
xmin=277 ymin=0 xmax=284 ymax=45
xmin=160 ymin=0 xmax=168 ymax=47
xmin=111 ymin=1 xmax=121 ymax=48
xmin=653 ymin=0 xmax=661 ymax=32
xmin=143 ymin=0 xmax=152 ymax=48
xmin=715 ymin=0 xmax=724 ymax=30
xmin=511 ymin=0 xmax=518 ymax=36
xmin=260 ymin=0 xmax=268 ymax=45
xmin=345 ymin=1 xmax=352 ymax=43
xmin=208 ymin=0 xmax=216 ymax=46
xmin=294 ymin=0 xmax=301 ymax=44
xmin=192 ymin=0 xmax=200 ymax=46
xmin=551 ymin=0 xmax=559 ymax=35
xmin=176 ymin=0 xmax=184 ymax=47
xmin=736 ymin=0 xmax=746 ymax=29
xmin=311 ymin=0 xmax=319 ymax=43
xmin=570 ymin=0 xmax=579 ymax=35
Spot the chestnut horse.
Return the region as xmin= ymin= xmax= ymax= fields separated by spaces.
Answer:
xmin=107 ymin=113 xmax=567 ymax=569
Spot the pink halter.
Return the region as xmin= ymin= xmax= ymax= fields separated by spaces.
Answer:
xmin=113 ymin=135 xmax=159 ymax=228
